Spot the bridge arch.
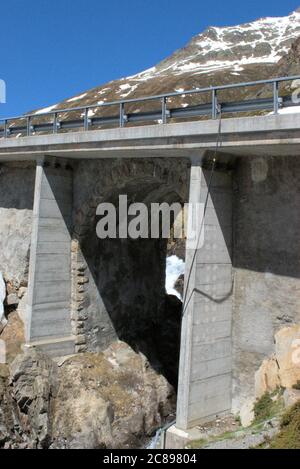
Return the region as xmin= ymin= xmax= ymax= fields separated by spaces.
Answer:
xmin=71 ymin=158 xmax=190 ymax=384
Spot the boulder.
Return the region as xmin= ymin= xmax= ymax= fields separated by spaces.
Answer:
xmin=51 ymin=341 xmax=174 ymax=448
xmin=17 ymin=287 xmax=27 ymax=299
xmin=255 ymin=355 xmax=280 ymax=398
xmin=283 ymin=388 xmax=300 ymax=408
xmin=275 ymin=325 xmax=300 ymax=388
xmin=6 ymin=293 xmax=19 ymax=307
xmin=3 ymin=341 xmax=175 ymax=449
xmin=0 ymin=311 xmax=24 ymax=364
xmin=51 ymin=391 xmax=113 ymax=449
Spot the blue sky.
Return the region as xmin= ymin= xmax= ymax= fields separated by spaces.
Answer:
xmin=0 ymin=0 xmax=299 ymax=118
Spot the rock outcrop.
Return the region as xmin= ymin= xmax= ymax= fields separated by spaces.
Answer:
xmin=283 ymin=388 xmax=300 ymax=408
xmin=275 ymin=325 xmax=300 ymax=389
xmin=255 ymin=325 xmax=300 ymax=399
xmin=0 ymin=311 xmax=25 ymax=364
xmin=0 ymin=365 xmax=14 ymax=447
xmin=255 ymin=356 xmax=281 ymax=399
xmin=0 ymin=342 xmax=175 ymax=449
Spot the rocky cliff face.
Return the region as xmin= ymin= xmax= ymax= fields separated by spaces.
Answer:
xmin=275 ymin=35 xmax=300 ymax=76
xmin=0 ymin=343 xmax=175 ymax=449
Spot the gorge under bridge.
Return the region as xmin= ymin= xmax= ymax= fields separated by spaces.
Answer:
xmin=0 ymin=75 xmax=300 ymax=436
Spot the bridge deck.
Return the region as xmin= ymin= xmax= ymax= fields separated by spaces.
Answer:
xmin=0 ymin=112 xmax=300 ymax=162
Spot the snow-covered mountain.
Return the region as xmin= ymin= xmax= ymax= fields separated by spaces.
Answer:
xmin=131 ymin=9 xmax=300 ymax=79
xmin=33 ymin=9 xmax=300 ymax=117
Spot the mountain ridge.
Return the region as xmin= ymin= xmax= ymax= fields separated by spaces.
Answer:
xmin=28 ymin=8 xmax=300 ymax=120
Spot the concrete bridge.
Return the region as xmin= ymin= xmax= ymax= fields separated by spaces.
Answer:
xmin=1 ymin=76 xmax=300 ymax=435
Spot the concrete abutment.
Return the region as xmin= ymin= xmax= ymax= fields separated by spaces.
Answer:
xmin=25 ymin=158 xmax=75 ymax=356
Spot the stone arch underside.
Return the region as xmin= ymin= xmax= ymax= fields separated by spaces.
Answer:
xmin=71 ymin=158 xmax=190 ymax=385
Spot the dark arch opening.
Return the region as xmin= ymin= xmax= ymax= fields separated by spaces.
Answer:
xmin=74 ymin=168 xmax=188 ymax=388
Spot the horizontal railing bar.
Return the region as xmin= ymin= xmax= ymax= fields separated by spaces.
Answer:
xmin=92 ymin=116 xmax=120 ymax=125
xmin=0 ymin=95 xmax=296 ymax=138
xmin=0 ymin=75 xmax=299 ymax=125
xmin=127 ymin=112 xmax=163 ymax=122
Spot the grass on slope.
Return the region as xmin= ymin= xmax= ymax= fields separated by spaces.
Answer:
xmin=269 ymin=401 xmax=300 ymax=449
xmin=253 ymin=389 xmax=284 ymax=424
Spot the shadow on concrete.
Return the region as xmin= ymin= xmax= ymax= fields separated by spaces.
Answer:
xmin=0 ymin=162 xmax=35 ymax=210
xmin=232 ymin=156 xmax=300 ymax=279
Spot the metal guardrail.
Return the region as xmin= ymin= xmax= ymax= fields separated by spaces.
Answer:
xmin=0 ymin=75 xmax=299 ymax=139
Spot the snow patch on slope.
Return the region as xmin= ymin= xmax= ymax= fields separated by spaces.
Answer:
xmin=34 ymin=104 xmax=57 ymax=115
xmin=117 ymin=83 xmax=140 ymax=98
xmin=67 ymin=93 xmax=87 ymax=103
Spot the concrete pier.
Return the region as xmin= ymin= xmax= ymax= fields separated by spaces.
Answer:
xmin=26 ymin=159 xmax=75 ymax=356
xmin=176 ymin=158 xmax=233 ymax=430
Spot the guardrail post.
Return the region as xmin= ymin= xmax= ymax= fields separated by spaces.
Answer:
xmin=4 ymin=120 xmax=7 ymax=138
xmin=161 ymin=97 xmax=167 ymax=124
xmin=84 ymin=108 xmax=89 ymax=131
xmin=27 ymin=116 xmax=31 ymax=136
xmin=212 ymin=89 xmax=218 ymax=119
xmin=273 ymin=81 xmax=279 ymax=114
xmin=119 ymin=103 xmax=126 ymax=128
xmin=53 ymin=113 xmax=58 ymax=134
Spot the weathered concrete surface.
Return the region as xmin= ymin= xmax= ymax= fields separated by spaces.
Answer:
xmin=26 ymin=159 xmax=74 ymax=356
xmin=1 ymin=113 xmax=300 ymax=161
xmin=177 ymin=159 xmax=233 ymax=430
xmin=0 ymin=162 xmax=35 ymax=288
xmin=232 ymin=156 xmax=300 ymax=412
